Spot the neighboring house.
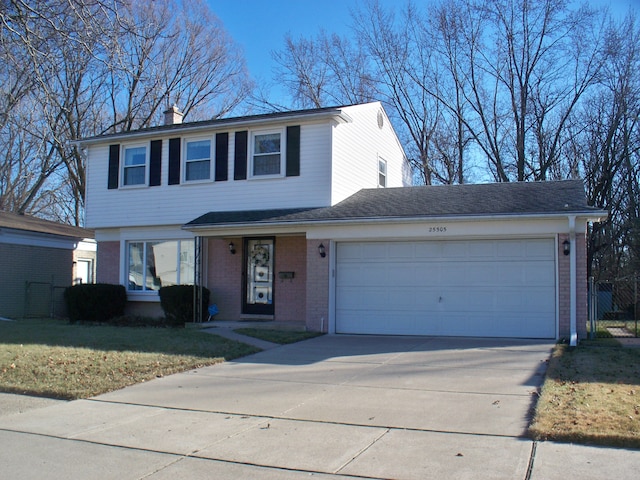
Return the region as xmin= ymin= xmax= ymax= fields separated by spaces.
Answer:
xmin=79 ymin=101 xmax=606 ymax=342
xmin=0 ymin=211 xmax=95 ymax=319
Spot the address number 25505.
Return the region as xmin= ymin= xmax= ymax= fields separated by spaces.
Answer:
xmin=428 ymin=226 xmax=447 ymax=233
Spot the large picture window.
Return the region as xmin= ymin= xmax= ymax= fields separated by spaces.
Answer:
xmin=127 ymin=240 xmax=194 ymax=291
xmin=185 ymin=139 xmax=211 ymax=181
xmin=252 ymin=130 xmax=282 ymax=176
xmin=123 ymin=145 xmax=147 ymax=186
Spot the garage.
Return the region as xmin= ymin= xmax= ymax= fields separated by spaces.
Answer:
xmin=335 ymin=238 xmax=557 ymax=338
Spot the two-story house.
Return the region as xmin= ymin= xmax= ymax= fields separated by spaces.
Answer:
xmin=80 ymin=101 xmax=606 ymax=343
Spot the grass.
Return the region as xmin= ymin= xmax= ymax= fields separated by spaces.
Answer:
xmin=234 ymin=328 xmax=323 ymax=344
xmin=0 ymin=318 xmax=260 ymax=400
xmin=529 ymin=342 xmax=640 ymax=448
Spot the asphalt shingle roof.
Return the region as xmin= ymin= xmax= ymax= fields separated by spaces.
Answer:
xmin=0 ymin=211 xmax=93 ymax=238
xmin=186 ymin=180 xmax=602 ymax=228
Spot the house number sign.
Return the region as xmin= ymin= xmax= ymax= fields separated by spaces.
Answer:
xmin=428 ymin=226 xmax=447 ymax=233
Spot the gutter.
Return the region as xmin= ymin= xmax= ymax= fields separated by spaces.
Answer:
xmin=569 ymin=215 xmax=578 ymax=347
xmin=75 ymin=110 xmax=352 ymax=146
xmin=182 ymin=210 xmax=609 ymax=232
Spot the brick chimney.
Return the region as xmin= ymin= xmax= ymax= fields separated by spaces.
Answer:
xmin=163 ymin=105 xmax=183 ymax=126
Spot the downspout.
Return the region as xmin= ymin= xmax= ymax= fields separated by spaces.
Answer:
xmin=569 ymin=216 xmax=577 ymax=347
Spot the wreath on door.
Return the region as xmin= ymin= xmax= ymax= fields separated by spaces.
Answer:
xmin=251 ymin=245 xmax=270 ymax=267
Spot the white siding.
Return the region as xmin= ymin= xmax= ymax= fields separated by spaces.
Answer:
xmin=331 ymin=103 xmax=410 ymax=205
xmin=85 ymin=122 xmax=333 ymax=229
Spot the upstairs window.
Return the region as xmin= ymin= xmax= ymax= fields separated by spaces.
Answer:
xmin=184 ymin=138 xmax=211 ymax=181
xmin=252 ymin=130 xmax=282 ymax=177
xmin=378 ymin=157 xmax=387 ymax=188
xmin=123 ymin=145 xmax=147 ymax=186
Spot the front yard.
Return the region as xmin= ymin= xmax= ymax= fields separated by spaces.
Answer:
xmin=529 ymin=343 xmax=640 ymax=449
xmin=0 ymin=318 xmax=260 ymax=400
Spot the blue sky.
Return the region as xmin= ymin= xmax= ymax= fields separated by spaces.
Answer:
xmin=209 ymin=0 xmax=638 ymax=105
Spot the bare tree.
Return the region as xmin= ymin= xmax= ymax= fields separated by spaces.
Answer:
xmin=0 ymin=0 xmax=252 ymax=224
xmin=575 ymin=12 xmax=640 ymax=280
xmin=273 ymin=30 xmax=377 ymax=109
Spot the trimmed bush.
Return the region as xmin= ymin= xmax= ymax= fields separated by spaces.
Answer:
xmin=159 ymin=285 xmax=210 ymax=327
xmin=64 ymin=283 xmax=127 ymax=324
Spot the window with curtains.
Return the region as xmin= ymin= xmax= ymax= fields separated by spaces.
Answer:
xmin=127 ymin=240 xmax=194 ymax=291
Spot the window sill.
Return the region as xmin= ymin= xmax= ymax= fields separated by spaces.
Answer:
xmin=126 ymin=291 xmax=160 ymax=302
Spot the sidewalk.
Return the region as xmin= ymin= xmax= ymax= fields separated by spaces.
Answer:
xmin=1 ymin=335 xmax=638 ymax=479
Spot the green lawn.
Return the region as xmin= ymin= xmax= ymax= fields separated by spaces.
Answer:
xmin=0 ymin=318 xmax=260 ymax=400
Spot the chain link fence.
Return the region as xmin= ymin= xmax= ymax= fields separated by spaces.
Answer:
xmin=588 ymin=277 xmax=639 ymax=338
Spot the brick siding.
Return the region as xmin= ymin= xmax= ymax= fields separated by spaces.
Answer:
xmin=305 ymin=239 xmax=330 ymax=332
xmin=557 ymin=232 xmax=588 ymax=340
xmin=96 ymin=241 xmax=120 ymax=284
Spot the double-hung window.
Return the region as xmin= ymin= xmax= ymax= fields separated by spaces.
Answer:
xmin=251 ymin=130 xmax=283 ymax=177
xmin=123 ymin=145 xmax=147 ymax=186
xmin=127 ymin=240 xmax=194 ymax=292
xmin=185 ymin=138 xmax=211 ymax=181
xmin=378 ymin=157 xmax=387 ymax=188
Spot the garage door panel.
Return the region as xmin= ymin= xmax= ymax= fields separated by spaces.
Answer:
xmin=335 ymin=239 xmax=556 ymax=339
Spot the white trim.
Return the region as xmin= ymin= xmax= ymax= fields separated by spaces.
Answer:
xmin=555 ymin=235 xmax=560 ymax=340
xmin=0 ymin=228 xmax=80 ymax=250
xmin=569 ymin=215 xmax=577 ymax=346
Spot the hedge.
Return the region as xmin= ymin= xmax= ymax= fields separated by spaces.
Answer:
xmin=159 ymin=285 xmax=210 ymax=326
xmin=64 ymin=283 xmax=127 ymax=324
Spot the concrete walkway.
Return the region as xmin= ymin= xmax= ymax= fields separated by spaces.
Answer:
xmin=1 ymin=335 xmax=639 ymax=479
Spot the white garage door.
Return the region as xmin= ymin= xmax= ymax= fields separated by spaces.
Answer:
xmin=335 ymin=239 xmax=556 ymax=338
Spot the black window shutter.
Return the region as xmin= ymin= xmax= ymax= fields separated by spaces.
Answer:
xmin=286 ymin=125 xmax=300 ymax=177
xmin=215 ymin=132 xmax=228 ymax=182
xmin=168 ymin=138 xmax=181 ymax=185
xmin=149 ymin=140 xmax=162 ymax=186
xmin=108 ymin=144 xmax=119 ymax=189
xmin=234 ymin=130 xmax=248 ymax=180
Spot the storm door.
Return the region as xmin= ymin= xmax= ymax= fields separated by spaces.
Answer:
xmin=243 ymin=238 xmax=275 ymax=315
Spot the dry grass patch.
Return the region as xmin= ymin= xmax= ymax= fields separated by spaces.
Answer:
xmin=529 ymin=344 xmax=640 ymax=448
xmin=0 ymin=318 xmax=260 ymax=400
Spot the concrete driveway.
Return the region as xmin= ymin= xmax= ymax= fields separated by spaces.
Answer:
xmin=1 ymin=335 xmax=639 ymax=479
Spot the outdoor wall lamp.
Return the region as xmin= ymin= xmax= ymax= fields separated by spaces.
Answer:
xmin=228 ymin=242 xmax=236 ymax=255
xmin=318 ymin=243 xmax=326 ymax=258
xmin=563 ymin=239 xmax=570 ymax=256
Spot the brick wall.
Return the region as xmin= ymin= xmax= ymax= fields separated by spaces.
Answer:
xmin=306 ymin=239 xmax=330 ymax=332
xmin=206 ymin=236 xmax=308 ymax=326
xmin=557 ymin=232 xmax=588 ymax=340
xmin=274 ymin=236 xmax=306 ymax=323
xmin=96 ymin=241 xmax=120 ymax=284
xmin=207 ymin=238 xmax=242 ymax=320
